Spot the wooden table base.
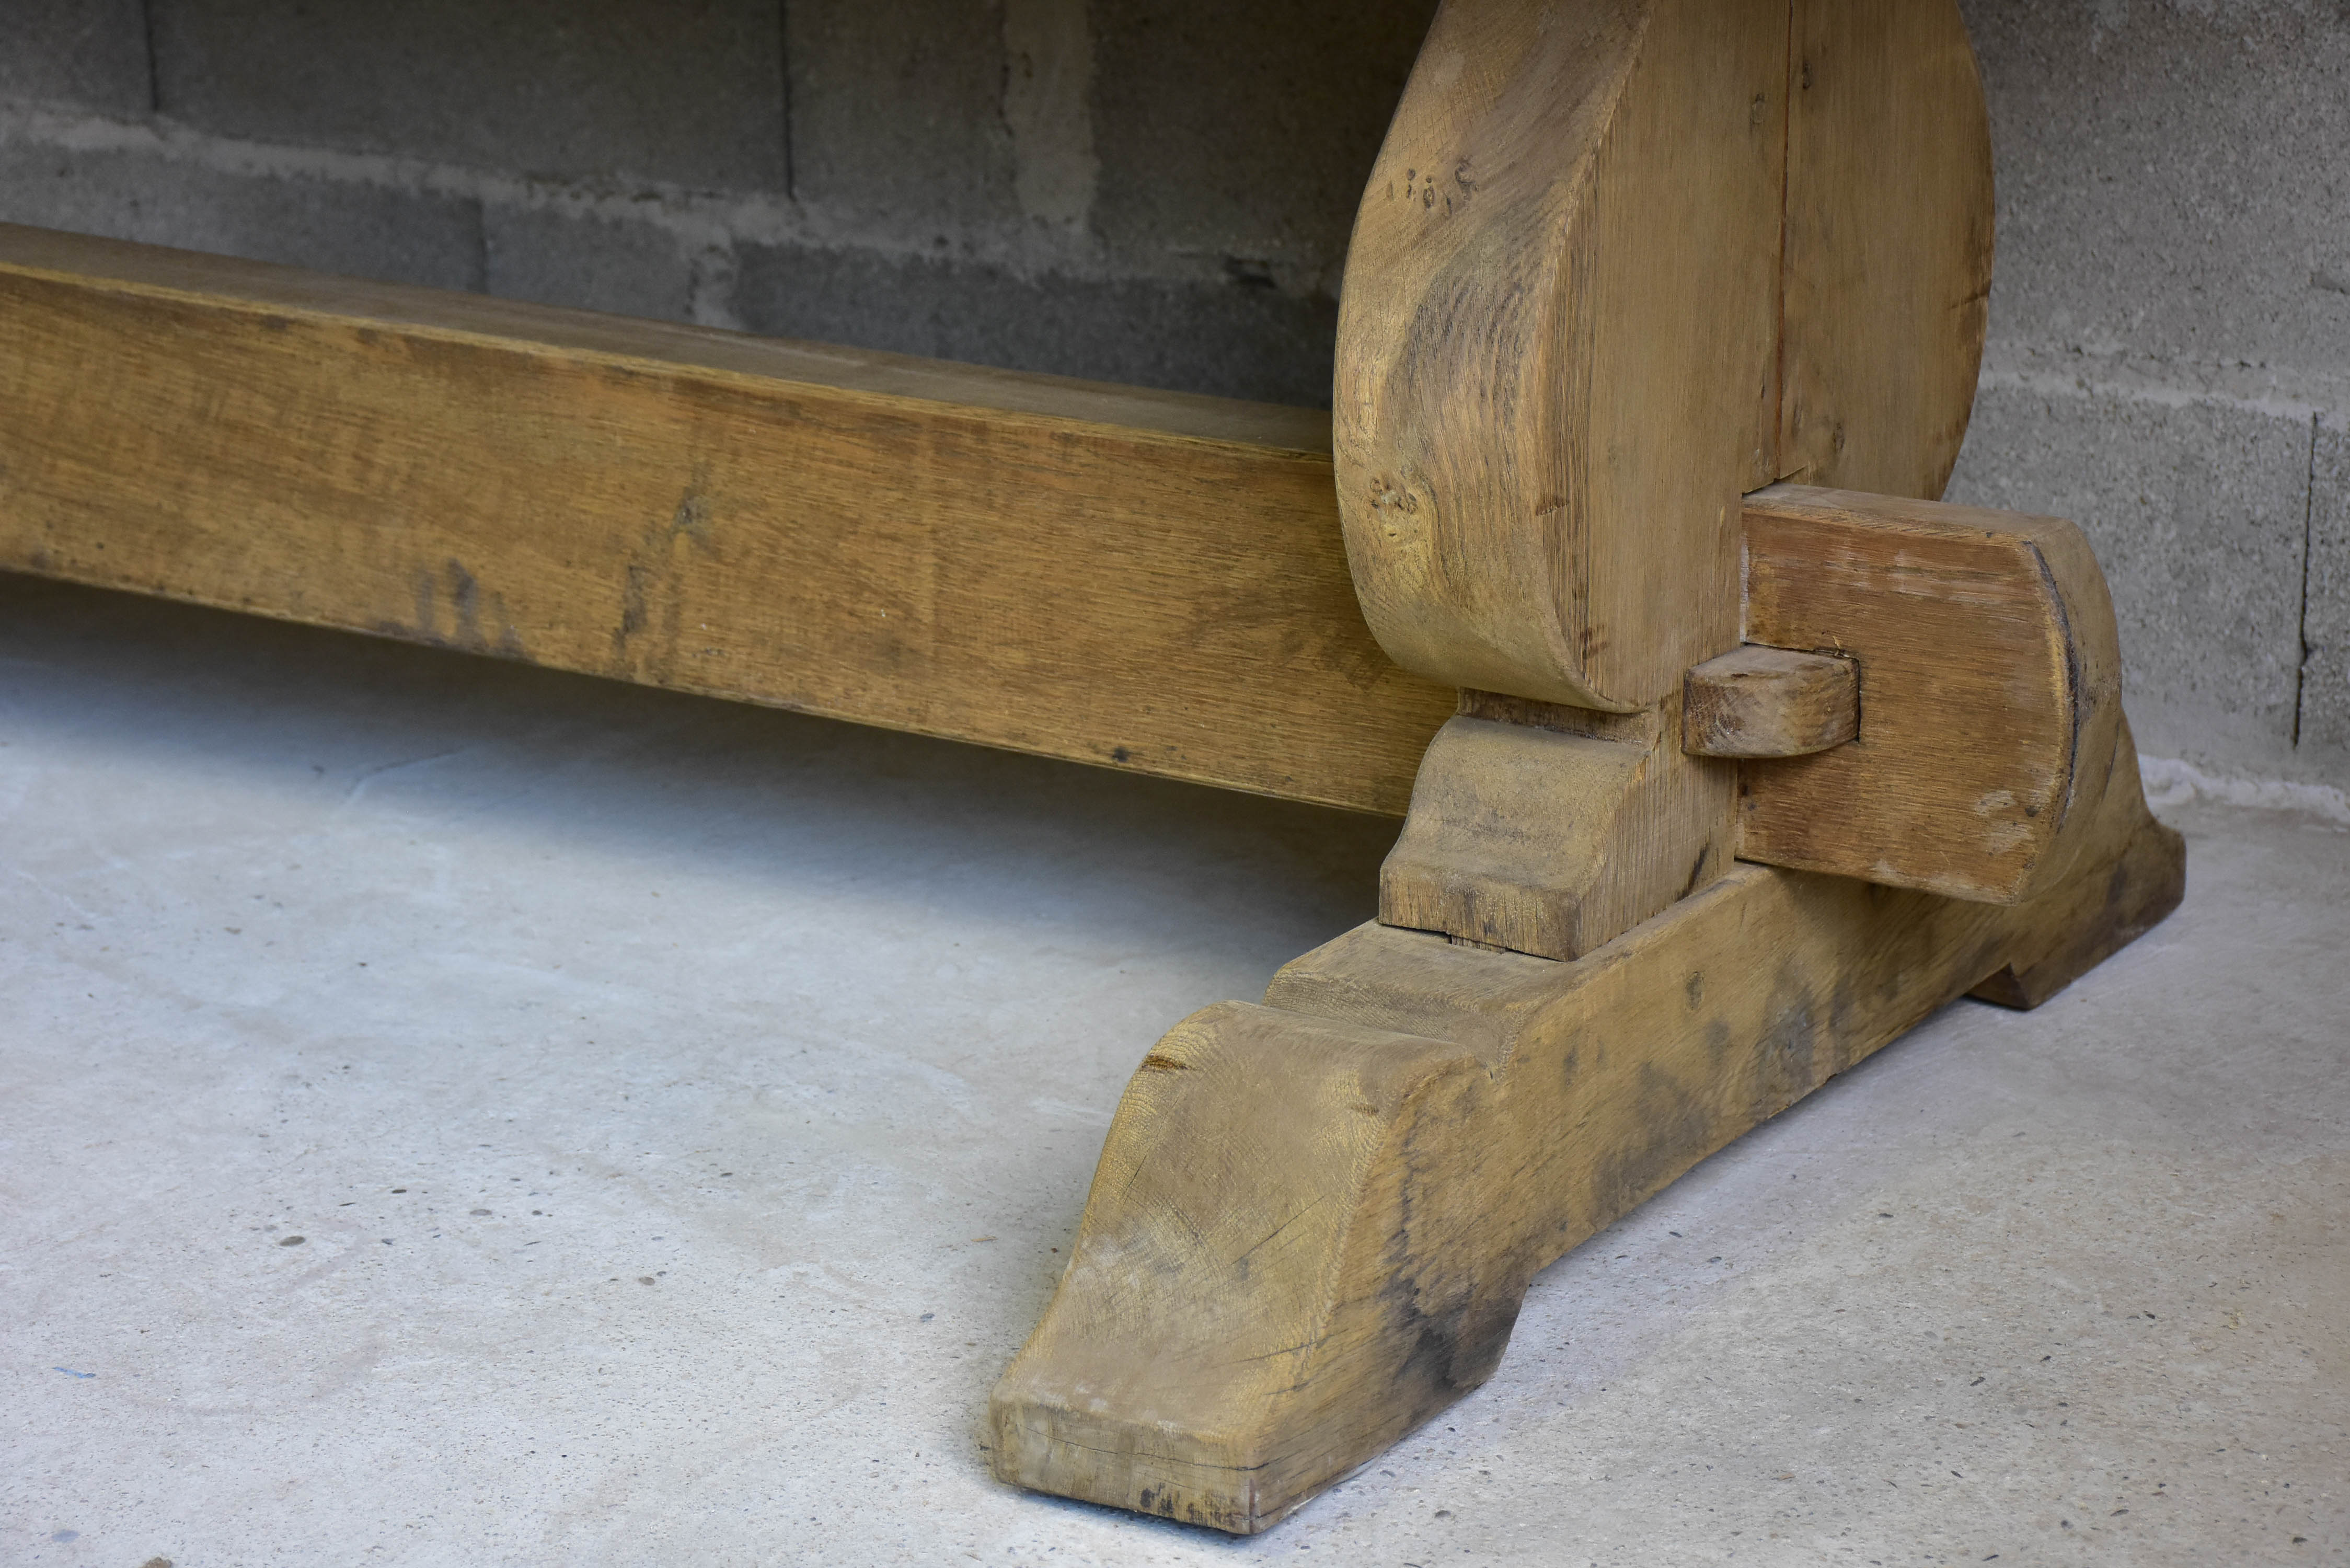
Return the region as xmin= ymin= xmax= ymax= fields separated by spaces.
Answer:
xmin=988 ymin=730 xmax=2182 ymax=1532
xmin=0 ymin=0 xmax=2182 ymax=1536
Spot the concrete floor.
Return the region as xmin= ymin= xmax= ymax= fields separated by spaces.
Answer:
xmin=3 ymin=572 xmax=2343 ymax=1568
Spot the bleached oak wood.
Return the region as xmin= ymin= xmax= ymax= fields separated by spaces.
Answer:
xmin=1378 ymin=700 xmax=1733 ymax=960
xmin=0 ymin=228 xmax=2080 ymax=906
xmin=990 ymin=0 xmax=2178 ymax=1535
xmin=1374 ymin=466 xmax=2114 ymax=964
xmin=1683 ymin=644 xmax=1860 ymax=758
xmin=1333 ymin=0 xmax=1783 ymax=710
xmin=1778 ymin=0 xmax=1995 ymax=499
xmin=0 ymin=223 xmax=1454 ymax=815
xmin=1333 ymin=0 xmax=1995 ymax=711
xmin=0 ymin=0 xmax=2164 ymax=1534
xmin=988 ymin=727 xmax=2184 ymax=1532
xmin=1738 ymin=485 xmax=2122 ymax=904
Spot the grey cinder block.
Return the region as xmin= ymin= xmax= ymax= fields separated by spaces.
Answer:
xmin=0 ymin=143 xmax=483 ymax=291
xmin=0 ymin=0 xmax=154 ymax=116
xmin=734 ymin=239 xmax=1338 ymax=407
xmin=1088 ymin=0 xmax=1434 ymax=285
xmin=483 ymin=203 xmax=695 ymax=322
xmin=1960 ymin=0 xmax=2350 ymax=374
xmin=2301 ymin=419 xmax=2350 ymax=757
xmin=1944 ymin=375 xmax=2311 ymax=770
xmin=145 ymin=0 xmax=787 ymax=192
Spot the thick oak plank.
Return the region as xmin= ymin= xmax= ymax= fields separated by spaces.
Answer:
xmin=0 ymin=224 xmax=1453 ymax=815
xmin=1777 ymin=0 xmax=1994 ymax=500
xmin=1740 ymin=485 xmax=2123 ymax=903
xmin=992 ymin=728 xmax=2184 ymax=1531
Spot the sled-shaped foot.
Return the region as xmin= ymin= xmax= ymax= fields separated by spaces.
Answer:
xmin=989 ymin=739 xmax=2180 ymax=1531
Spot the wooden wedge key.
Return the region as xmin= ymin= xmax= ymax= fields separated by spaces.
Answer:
xmin=989 ymin=0 xmax=2182 ymax=1532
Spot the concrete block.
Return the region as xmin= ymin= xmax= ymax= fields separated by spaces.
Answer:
xmin=2300 ymin=419 xmax=2350 ymax=756
xmin=146 ymin=0 xmax=786 ymax=192
xmin=732 ymin=240 xmax=1337 ymax=407
xmin=1960 ymin=0 xmax=2350 ymax=374
xmin=0 ymin=0 xmax=153 ymax=116
xmin=784 ymin=0 xmax=1018 ymax=236
xmin=483 ymin=202 xmax=694 ymax=322
xmin=1945 ymin=377 xmax=2310 ymax=770
xmin=1088 ymin=0 xmax=1434 ymax=284
xmin=1001 ymin=0 xmax=1096 ymax=235
xmin=0 ymin=142 xmax=482 ymax=291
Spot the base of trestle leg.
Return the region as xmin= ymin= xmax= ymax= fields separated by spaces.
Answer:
xmin=987 ymin=740 xmax=2183 ymax=1533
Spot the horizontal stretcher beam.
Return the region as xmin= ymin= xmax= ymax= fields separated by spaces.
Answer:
xmin=0 ymin=224 xmax=1454 ymax=815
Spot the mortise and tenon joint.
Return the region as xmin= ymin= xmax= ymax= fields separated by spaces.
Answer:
xmin=988 ymin=0 xmax=2182 ymax=1534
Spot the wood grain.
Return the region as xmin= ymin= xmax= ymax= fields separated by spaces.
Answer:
xmin=1332 ymin=0 xmax=1783 ymax=710
xmin=1683 ymin=644 xmax=1859 ymax=758
xmin=983 ymin=2 xmax=2160 ymax=1532
xmin=0 ymin=223 xmax=1454 ymax=815
xmin=1739 ymin=485 xmax=2122 ymax=903
xmin=990 ymin=724 xmax=2183 ymax=1532
xmin=1778 ymin=0 xmax=1995 ymax=498
xmin=1333 ymin=0 xmax=1995 ymax=710
xmin=1378 ymin=702 xmax=1733 ymax=960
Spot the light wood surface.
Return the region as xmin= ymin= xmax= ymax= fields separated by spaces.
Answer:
xmin=1683 ymin=644 xmax=1860 ymax=758
xmin=1333 ymin=0 xmax=1782 ymax=710
xmin=990 ymin=725 xmax=2184 ymax=1532
xmin=0 ymin=223 xmax=1454 ymax=815
xmin=984 ymin=0 xmax=2171 ymax=1534
xmin=1738 ymin=485 xmax=2122 ymax=903
xmin=1778 ymin=0 xmax=1995 ymax=498
xmin=1332 ymin=0 xmax=1995 ymax=710
xmin=1379 ymin=703 xmax=1733 ymax=960
xmin=0 ymin=5 xmax=2161 ymax=1536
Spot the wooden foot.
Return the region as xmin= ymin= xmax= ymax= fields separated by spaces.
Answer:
xmin=988 ymin=730 xmax=2180 ymax=1532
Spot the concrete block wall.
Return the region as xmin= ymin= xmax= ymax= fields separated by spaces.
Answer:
xmin=1946 ymin=0 xmax=2350 ymax=794
xmin=2 ymin=0 xmax=2345 ymax=792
